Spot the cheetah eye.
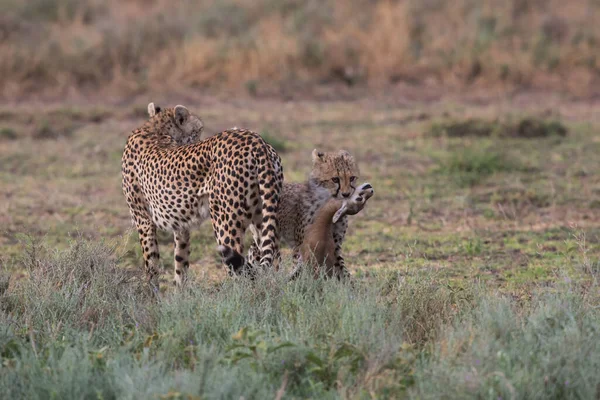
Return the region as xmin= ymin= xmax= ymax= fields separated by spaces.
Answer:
xmin=331 ymin=177 xmax=340 ymax=184
xmin=350 ymin=176 xmax=357 ymax=182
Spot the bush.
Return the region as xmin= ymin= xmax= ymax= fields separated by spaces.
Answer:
xmin=412 ymin=290 xmax=600 ymax=399
xmin=1 ymin=0 xmax=598 ymax=97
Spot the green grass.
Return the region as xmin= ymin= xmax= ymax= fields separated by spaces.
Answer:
xmin=261 ymin=129 xmax=288 ymax=152
xmin=429 ymin=117 xmax=568 ymax=139
xmin=0 ymin=127 xmax=17 ymax=140
xmin=437 ymin=144 xmax=520 ymax=187
xmin=1 ymin=237 xmax=598 ymax=399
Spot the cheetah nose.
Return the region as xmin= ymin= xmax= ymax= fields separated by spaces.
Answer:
xmin=341 ymin=192 xmax=351 ymax=198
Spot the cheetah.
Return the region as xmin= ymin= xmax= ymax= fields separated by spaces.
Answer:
xmin=122 ymin=104 xmax=283 ymax=288
xmin=269 ymin=149 xmax=362 ymax=278
xmin=298 ymin=182 xmax=374 ymax=278
xmin=237 ymin=149 xmax=369 ymax=279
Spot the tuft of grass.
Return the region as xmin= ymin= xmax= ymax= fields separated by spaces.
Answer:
xmin=245 ymin=79 xmax=259 ymax=97
xmin=0 ymin=127 xmax=17 ymax=140
xmin=412 ymin=289 xmax=600 ymax=399
xmin=510 ymin=117 xmax=567 ymax=138
xmin=260 ymin=129 xmax=288 ymax=152
xmin=32 ymin=119 xmax=77 ymax=139
xmin=429 ymin=117 xmax=568 ymax=139
xmin=438 ymin=145 xmax=519 ymax=187
xmin=429 ymin=119 xmax=504 ymax=138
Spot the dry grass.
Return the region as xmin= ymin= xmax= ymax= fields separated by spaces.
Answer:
xmin=1 ymin=0 xmax=599 ymax=98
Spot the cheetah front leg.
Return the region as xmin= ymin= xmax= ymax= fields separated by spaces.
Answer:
xmin=173 ymin=230 xmax=191 ymax=287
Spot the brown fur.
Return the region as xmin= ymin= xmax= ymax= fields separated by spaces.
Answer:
xmin=298 ymin=182 xmax=374 ymax=278
xmin=300 ymin=198 xmax=343 ymax=278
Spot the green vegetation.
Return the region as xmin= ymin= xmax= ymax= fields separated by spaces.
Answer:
xmin=0 ymin=127 xmax=17 ymax=140
xmin=1 ymin=237 xmax=598 ymax=399
xmin=261 ymin=129 xmax=288 ymax=152
xmin=438 ymin=145 xmax=519 ymax=187
xmin=429 ymin=117 xmax=568 ymax=138
xmin=1 ymin=1 xmax=599 ymax=397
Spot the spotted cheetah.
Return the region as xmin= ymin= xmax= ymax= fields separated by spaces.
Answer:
xmin=271 ymin=149 xmax=362 ymax=278
xmin=299 ymin=182 xmax=374 ymax=278
xmin=237 ymin=149 xmax=369 ymax=279
xmin=122 ymin=104 xmax=283 ymax=288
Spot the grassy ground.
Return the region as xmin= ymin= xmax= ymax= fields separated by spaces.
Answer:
xmin=1 ymin=91 xmax=600 ymax=398
xmin=1 ymin=93 xmax=599 ymax=290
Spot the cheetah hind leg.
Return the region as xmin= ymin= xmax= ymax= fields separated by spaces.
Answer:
xmin=246 ymin=224 xmax=262 ymax=268
xmin=333 ymin=182 xmax=374 ymax=223
xmin=216 ymin=224 xmax=260 ymax=279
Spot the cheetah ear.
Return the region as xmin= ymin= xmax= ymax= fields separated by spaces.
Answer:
xmin=147 ymin=102 xmax=156 ymax=118
xmin=174 ymin=105 xmax=190 ymax=126
xmin=312 ymin=149 xmax=324 ymax=163
xmin=147 ymin=102 xmax=161 ymax=118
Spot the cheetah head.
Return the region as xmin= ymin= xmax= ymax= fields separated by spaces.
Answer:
xmin=147 ymin=103 xmax=204 ymax=145
xmin=309 ymin=149 xmax=360 ymax=199
xmin=173 ymin=105 xmax=204 ymax=142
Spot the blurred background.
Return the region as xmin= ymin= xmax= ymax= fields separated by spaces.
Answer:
xmin=1 ymin=0 xmax=599 ymax=99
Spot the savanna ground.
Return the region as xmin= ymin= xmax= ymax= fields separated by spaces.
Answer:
xmin=1 ymin=89 xmax=599 ymax=399
xmin=1 ymin=0 xmax=600 ymax=398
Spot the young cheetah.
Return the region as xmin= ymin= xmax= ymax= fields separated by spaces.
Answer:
xmin=122 ymin=104 xmax=283 ymax=289
xmin=232 ymin=150 xmax=373 ymax=279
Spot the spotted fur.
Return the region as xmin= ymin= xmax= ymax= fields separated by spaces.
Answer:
xmin=122 ymin=104 xmax=283 ymax=288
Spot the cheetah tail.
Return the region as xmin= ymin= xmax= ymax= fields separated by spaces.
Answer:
xmin=254 ymin=144 xmax=283 ymax=270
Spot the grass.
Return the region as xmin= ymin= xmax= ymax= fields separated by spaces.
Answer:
xmin=429 ymin=117 xmax=568 ymax=139
xmin=438 ymin=144 xmax=519 ymax=187
xmin=0 ymin=0 xmax=599 ymax=98
xmin=261 ymin=129 xmax=288 ymax=152
xmin=0 ymin=236 xmax=598 ymax=399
